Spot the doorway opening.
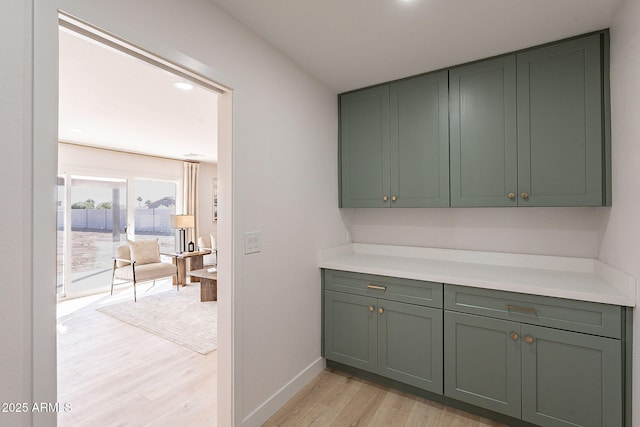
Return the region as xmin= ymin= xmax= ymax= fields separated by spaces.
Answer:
xmin=55 ymin=12 xmax=232 ymax=425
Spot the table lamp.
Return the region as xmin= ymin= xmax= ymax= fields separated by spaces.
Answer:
xmin=169 ymin=214 xmax=195 ymax=253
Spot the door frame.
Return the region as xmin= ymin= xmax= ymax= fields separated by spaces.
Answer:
xmin=33 ymin=3 xmax=236 ymax=426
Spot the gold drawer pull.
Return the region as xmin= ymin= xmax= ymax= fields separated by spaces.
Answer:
xmin=367 ymin=284 xmax=387 ymax=291
xmin=506 ymin=304 xmax=538 ymax=315
xmin=369 ymin=305 xmax=375 ymax=312
xmin=525 ymin=336 xmax=534 ymax=344
xmin=510 ymin=332 xmax=519 ymax=341
xmin=378 ymin=307 xmax=385 ymax=315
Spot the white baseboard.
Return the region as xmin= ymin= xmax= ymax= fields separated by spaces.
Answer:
xmin=241 ymin=357 xmax=326 ymax=426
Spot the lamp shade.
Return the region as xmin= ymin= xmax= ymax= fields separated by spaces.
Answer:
xmin=169 ymin=214 xmax=195 ymax=229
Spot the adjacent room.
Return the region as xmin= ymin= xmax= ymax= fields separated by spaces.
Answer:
xmin=55 ymin=23 xmax=221 ymax=425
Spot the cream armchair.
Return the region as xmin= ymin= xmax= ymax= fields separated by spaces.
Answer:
xmin=197 ymin=234 xmax=217 ymax=266
xmin=111 ymin=239 xmax=178 ymax=302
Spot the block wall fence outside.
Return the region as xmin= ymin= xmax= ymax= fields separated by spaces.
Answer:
xmin=60 ymin=208 xmax=173 ymax=234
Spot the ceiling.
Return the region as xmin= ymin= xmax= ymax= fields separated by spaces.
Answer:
xmin=58 ymin=27 xmax=219 ymax=163
xmin=59 ymin=1 xmax=624 ymax=162
xmin=208 ymin=0 xmax=623 ymax=93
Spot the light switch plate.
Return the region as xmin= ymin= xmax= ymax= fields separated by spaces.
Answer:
xmin=244 ymin=231 xmax=261 ymax=254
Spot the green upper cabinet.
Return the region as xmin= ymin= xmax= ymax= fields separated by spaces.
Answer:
xmin=390 ymin=72 xmax=450 ymax=207
xmin=517 ymin=34 xmax=604 ymax=206
xmin=340 ymin=71 xmax=449 ymax=208
xmin=340 ymin=85 xmax=390 ymax=208
xmin=450 ymin=33 xmax=608 ymax=208
xmin=449 ymin=56 xmax=517 ymax=207
xmin=339 ymin=31 xmax=610 ymax=209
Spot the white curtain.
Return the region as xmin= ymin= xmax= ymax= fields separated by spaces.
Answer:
xmin=183 ymin=161 xmax=199 ymax=245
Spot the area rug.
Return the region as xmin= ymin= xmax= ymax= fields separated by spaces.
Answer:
xmin=97 ymin=285 xmax=217 ymax=354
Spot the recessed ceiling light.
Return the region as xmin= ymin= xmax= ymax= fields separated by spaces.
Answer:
xmin=173 ymin=81 xmax=194 ymax=91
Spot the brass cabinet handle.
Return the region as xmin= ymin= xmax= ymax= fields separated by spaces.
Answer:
xmin=506 ymin=304 xmax=538 ymax=315
xmin=521 ymin=192 xmax=529 ymax=200
xmin=508 ymin=192 xmax=516 ymax=200
xmin=510 ymin=332 xmax=519 ymax=341
xmin=525 ymin=336 xmax=534 ymax=344
xmin=383 ymin=195 xmax=389 ymax=202
xmin=391 ymin=195 xmax=398 ymax=202
xmin=378 ymin=307 xmax=385 ymax=314
xmin=369 ymin=305 xmax=375 ymax=312
xmin=367 ymin=284 xmax=387 ymax=291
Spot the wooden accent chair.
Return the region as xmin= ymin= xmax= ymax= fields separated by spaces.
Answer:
xmin=111 ymin=239 xmax=177 ymax=302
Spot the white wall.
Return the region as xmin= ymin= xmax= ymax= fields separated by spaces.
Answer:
xmin=31 ymin=1 xmax=349 ymax=426
xmin=344 ymin=207 xmax=607 ymax=258
xmin=0 ymin=1 xmax=34 ymax=426
xmin=602 ymin=0 xmax=640 ymax=419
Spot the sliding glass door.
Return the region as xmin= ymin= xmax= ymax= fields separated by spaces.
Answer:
xmin=57 ymin=175 xmax=178 ymax=298
xmin=67 ymin=176 xmax=127 ymax=296
xmin=57 ymin=176 xmax=66 ymax=296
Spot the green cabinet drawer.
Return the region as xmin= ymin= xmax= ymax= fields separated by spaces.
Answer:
xmin=324 ymin=269 xmax=443 ymax=308
xmin=444 ymin=284 xmax=622 ymax=338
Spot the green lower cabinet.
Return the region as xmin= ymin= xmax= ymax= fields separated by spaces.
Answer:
xmin=324 ymin=291 xmax=377 ymax=373
xmin=324 ymin=290 xmax=443 ymax=394
xmin=444 ymin=311 xmax=522 ymax=418
xmin=378 ymin=300 xmax=443 ymax=392
xmin=444 ymin=311 xmax=623 ymax=427
xmin=521 ymin=325 xmax=622 ymax=427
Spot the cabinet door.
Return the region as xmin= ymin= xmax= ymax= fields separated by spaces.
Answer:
xmin=517 ymin=35 xmax=603 ymax=206
xmin=444 ymin=311 xmax=521 ymax=418
xmin=521 ymin=325 xmax=622 ymax=427
xmin=324 ymin=291 xmax=378 ymax=373
xmin=340 ymin=86 xmax=390 ymax=207
xmin=378 ymin=300 xmax=443 ymax=393
xmin=449 ymin=56 xmax=517 ymax=207
xmin=390 ymin=72 xmax=449 ymax=207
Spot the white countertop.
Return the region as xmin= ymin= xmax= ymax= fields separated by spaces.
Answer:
xmin=319 ymin=244 xmax=636 ymax=307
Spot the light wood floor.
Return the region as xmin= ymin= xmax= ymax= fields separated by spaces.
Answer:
xmin=59 ymin=281 xmax=503 ymax=426
xmin=57 ymin=280 xmax=217 ymax=426
xmin=264 ymin=369 xmax=506 ymax=427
